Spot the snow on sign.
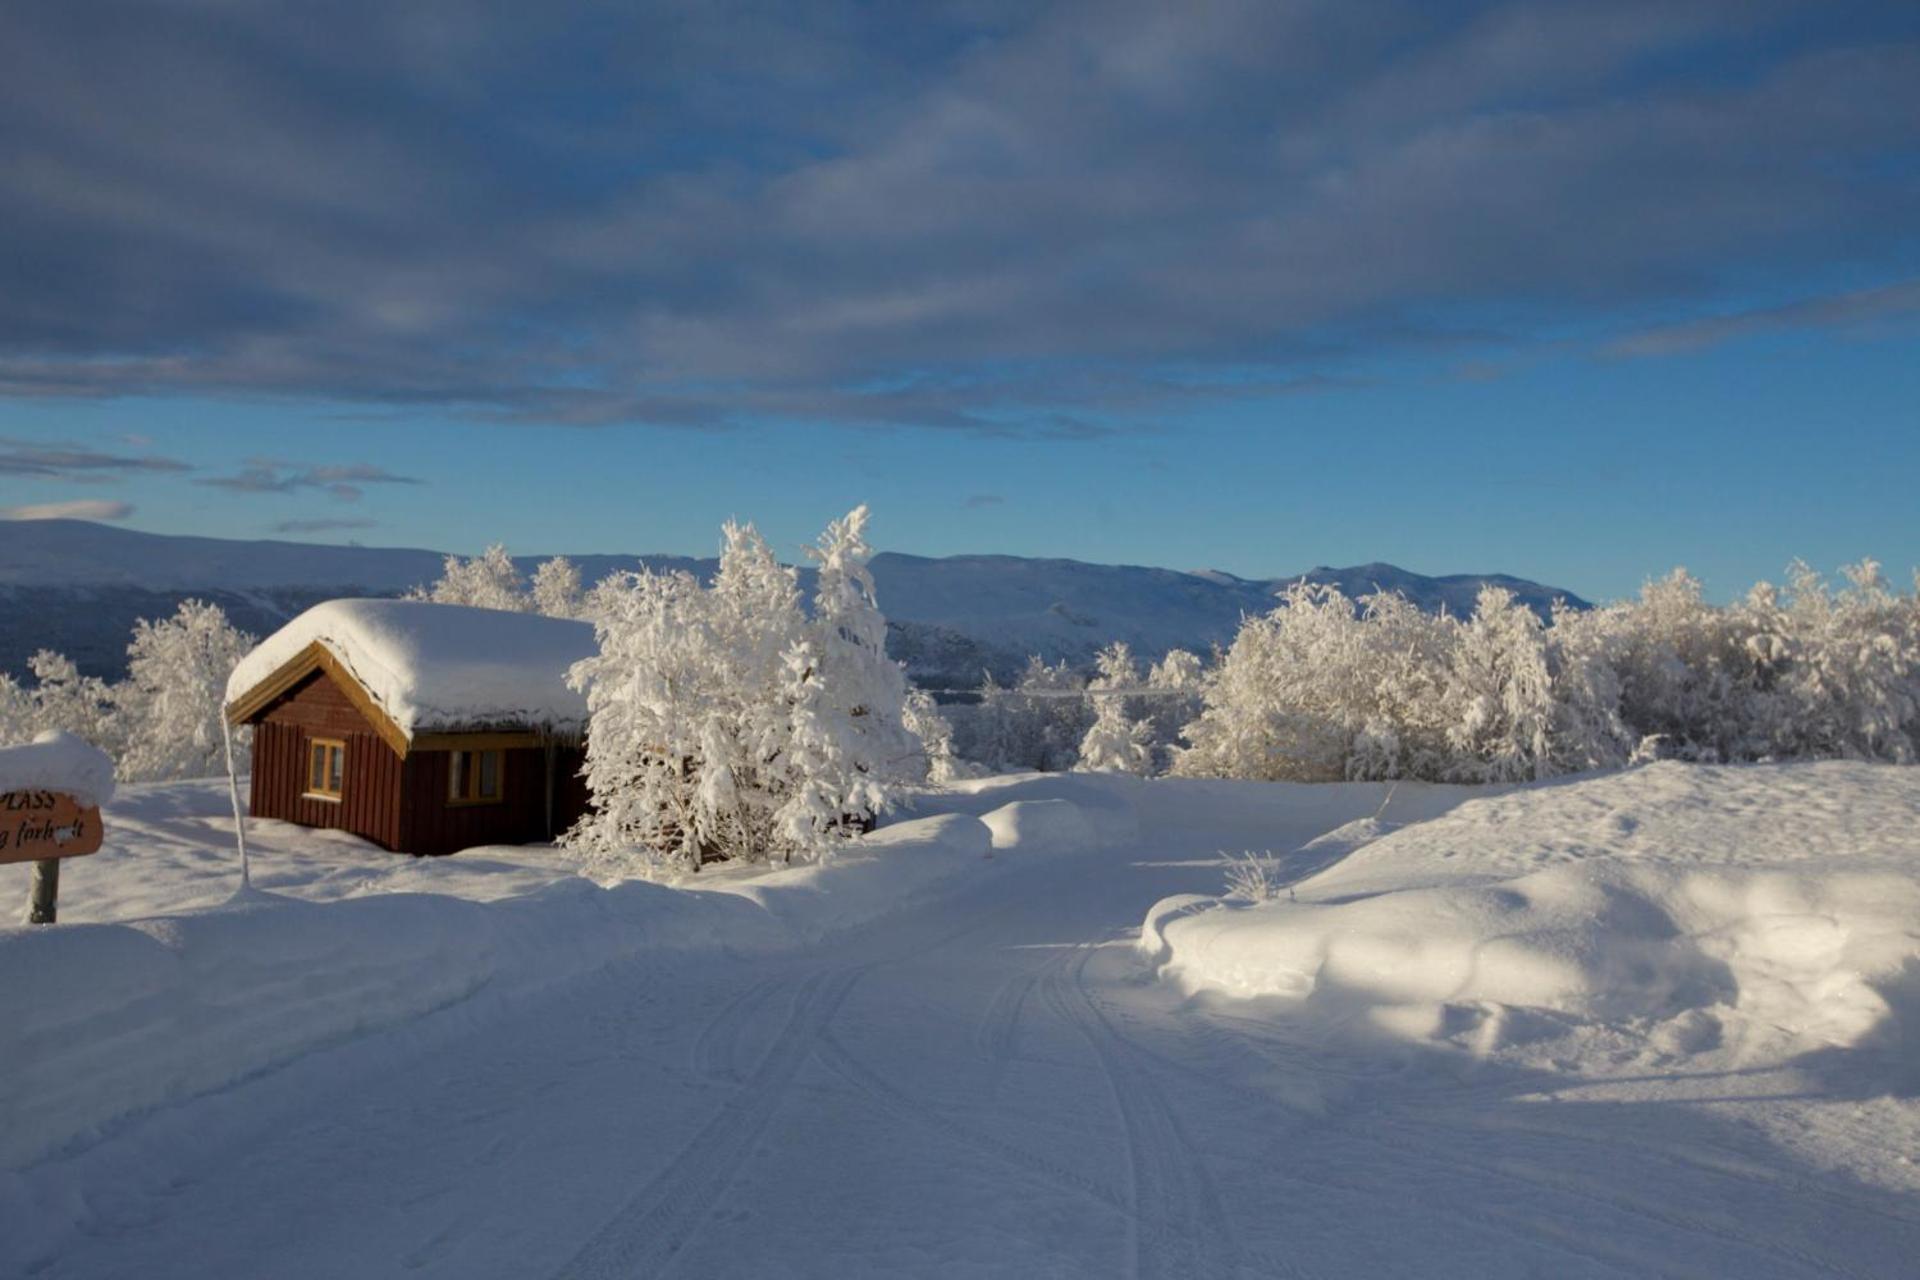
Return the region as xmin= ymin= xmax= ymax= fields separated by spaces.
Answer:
xmin=0 ymin=731 xmax=117 ymax=924
xmin=0 ymin=790 xmax=103 ymax=864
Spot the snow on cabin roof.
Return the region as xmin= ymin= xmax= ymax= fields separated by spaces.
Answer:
xmin=225 ymin=599 xmax=597 ymax=743
xmin=0 ymin=730 xmax=117 ymax=809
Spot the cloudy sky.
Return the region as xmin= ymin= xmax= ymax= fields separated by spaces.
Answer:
xmin=1 ymin=0 xmax=1916 ymax=599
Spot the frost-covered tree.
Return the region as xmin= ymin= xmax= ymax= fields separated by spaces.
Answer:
xmin=1543 ymin=600 xmax=1634 ymax=773
xmin=565 ymin=567 xmax=731 ymax=872
xmin=531 ymin=556 xmax=587 ymax=619
xmin=410 ymin=544 xmax=532 ymax=611
xmin=22 ymin=650 xmax=122 ymax=761
xmin=1441 ymin=586 xmax=1556 ymax=782
xmin=1769 ymin=560 xmax=1920 ymax=762
xmin=0 ymin=672 xmax=35 ymax=746
xmin=1076 ymin=693 xmax=1154 ymax=774
xmin=565 ymin=507 xmax=923 ymax=873
xmin=970 ymin=656 xmax=1094 ymax=772
xmin=115 ymin=600 xmax=257 ymax=782
xmin=781 ymin=504 xmax=922 ymax=844
xmin=903 ymin=688 xmax=970 ymax=783
xmin=1144 ymin=647 xmax=1207 ymax=770
xmin=1176 ymin=584 xmax=1451 ymax=782
xmin=1172 ymin=558 xmax=1920 ymax=784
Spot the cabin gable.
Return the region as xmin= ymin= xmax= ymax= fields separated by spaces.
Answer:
xmin=249 ymin=670 xmax=408 ymax=850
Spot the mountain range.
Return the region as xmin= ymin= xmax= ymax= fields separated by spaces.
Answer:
xmin=0 ymin=520 xmax=1589 ymax=688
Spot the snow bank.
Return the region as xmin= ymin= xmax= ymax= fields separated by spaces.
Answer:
xmin=0 ymin=812 xmax=993 ymax=1171
xmin=1145 ymin=763 xmax=1920 ymax=1073
xmin=981 ymin=798 xmax=1098 ymax=852
xmin=0 ymin=731 xmax=116 ymax=808
xmin=225 ymin=598 xmax=596 ymax=738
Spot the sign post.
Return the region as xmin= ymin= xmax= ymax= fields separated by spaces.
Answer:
xmin=2 ymin=789 xmax=105 ymax=925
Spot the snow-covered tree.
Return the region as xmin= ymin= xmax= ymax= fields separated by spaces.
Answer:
xmin=1768 ymin=560 xmax=1919 ymax=762
xmin=21 ymin=650 xmax=122 ymax=761
xmin=565 ymin=507 xmax=923 ymax=873
xmin=1441 ymin=586 xmax=1556 ymax=782
xmin=565 ymin=567 xmax=730 ymax=873
xmin=1076 ymin=693 xmax=1154 ymax=774
xmin=1542 ymin=600 xmax=1634 ymax=773
xmin=970 ymin=656 xmax=1094 ymax=772
xmin=1176 ymin=584 xmax=1451 ymax=782
xmin=781 ymin=504 xmax=922 ymax=845
xmin=410 ymin=544 xmax=532 ymax=611
xmin=903 ymin=688 xmax=970 ymax=783
xmin=115 ymin=600 xmax=257 ymax=782
xmin=531 ymin=556 xmax=587 ymax=619
xmin=1144 ymin=647 xmax=1207 ymax=770
xmin=0 ymin=672 xmax=35 ymax=746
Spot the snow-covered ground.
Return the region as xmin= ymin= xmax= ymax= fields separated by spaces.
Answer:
xmin=4 ymin=765 xmax=1919 ymax=1276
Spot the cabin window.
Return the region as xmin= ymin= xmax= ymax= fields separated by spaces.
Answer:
xmin=306 ymin=738 xmax=345 ymax=801
xmin=448 ymin=749 xmax=504 ymax=805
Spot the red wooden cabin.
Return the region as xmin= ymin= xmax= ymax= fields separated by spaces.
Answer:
xmin=224 ymin=600 xmax=597 ymax=857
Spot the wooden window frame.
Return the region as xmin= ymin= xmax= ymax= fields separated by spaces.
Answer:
xmin=305 ymin=737 xmax=346 ymax=802
xmin=447 ymin=748 xmax=505 ymax=807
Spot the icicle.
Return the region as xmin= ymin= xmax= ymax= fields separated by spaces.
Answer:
xmin=221 ymin=714 xmax=251 ymax=890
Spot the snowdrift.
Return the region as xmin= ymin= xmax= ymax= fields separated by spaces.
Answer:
xmin=0 ymin=810 xmax=1000 ymax=1171
xmin=1145 ymin=762 xmax=1920 ymax=1075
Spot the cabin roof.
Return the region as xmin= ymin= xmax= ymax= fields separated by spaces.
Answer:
xmin=225 ymin=599 xmax=596 ymax=753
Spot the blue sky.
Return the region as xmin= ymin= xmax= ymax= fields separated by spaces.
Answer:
xmin=2 ymin=1 xmax=1917 ymax=602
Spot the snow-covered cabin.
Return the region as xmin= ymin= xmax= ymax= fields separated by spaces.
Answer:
xmin=224 ymin=600 xmax=597 ymax=856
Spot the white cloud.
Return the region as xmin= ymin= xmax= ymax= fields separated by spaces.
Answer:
xmin=0 ymin=498 xmax=136 ymax=522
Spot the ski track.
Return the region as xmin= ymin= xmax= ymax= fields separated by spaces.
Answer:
xmin=552 ymin=965 xmax=871 ymax=1280
xmin=1038 ymin=937 xmax=1244 ymax=1280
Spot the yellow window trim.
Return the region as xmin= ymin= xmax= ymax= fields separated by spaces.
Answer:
xmin=305 ymin=737 xmax=346 ymax=802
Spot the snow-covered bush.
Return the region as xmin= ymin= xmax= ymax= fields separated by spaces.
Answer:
xmin=1441 ymin=586 xmax=1556 ymax=782
xmin=1176 ymin=583 xmax=1453 ymax=782
xmin=18 ymin=650 xmax=123 ymax=763
xmin=410 ymin=543 xmax=533 ymax=612
xmin=1222 ymin=850 xmax=1286 ymax=903
xmin=969 ymin=657 xmax=1095 ymax=773
xmin=0 ymin=602 xmax=255 ymax=781
xmin=115 ymin=601 xmax=258 ymax=782
xmin=903 ymin=689 xmax=971 ymax=783
xmin=0 ymin=672 xmax=36 ymax=746
xmin=1076 ymin=694 xmax=1155 ymax=774
xmin=531 ymin=556 xmax=587 ymax=619
xmin=1175 ymin=560 xmax=1920 ymax=784
xmin=565 ymin=507 xmax=929 ymax=874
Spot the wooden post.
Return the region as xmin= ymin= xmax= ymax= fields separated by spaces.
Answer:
xmin=27 ymin=857 xmax=58 ymax=924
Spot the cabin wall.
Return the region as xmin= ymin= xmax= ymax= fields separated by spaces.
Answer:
xmin=250 ymin=672 xmax=405 ymax=850
xmin=399 ymin=745 xmax=591 ymax=857
xmin=245 ymin=668 xmax=591 ymax=856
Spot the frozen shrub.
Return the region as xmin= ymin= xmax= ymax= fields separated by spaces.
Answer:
xmin=1222 ymin=851 xmax=1286 ymax=903
xmin=1175 ymin=560 xmax=1920 ymax=784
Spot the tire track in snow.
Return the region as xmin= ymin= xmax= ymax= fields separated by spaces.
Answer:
xmin=549 ymin=965 xmax=868 ymax=1280
xmin=814 ymin=1026 xmax=1130 ymax=1215
xmin=973 ymin=967 xmax=1038 ymax=1096
xmin=687 ymin=973 xmax=793 ymax=1084
xmin=552 ymin=893 xmax=1028 ymax=1279
xmin=1039 ymin=938 xmax=1246 ymax=1280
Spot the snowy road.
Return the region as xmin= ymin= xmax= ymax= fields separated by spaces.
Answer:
xmin=17 ymin=781 xmax=1920 ymax=1278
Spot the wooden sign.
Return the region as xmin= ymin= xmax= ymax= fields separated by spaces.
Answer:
xmin=0 ymin=790 xmax=104 ymax=865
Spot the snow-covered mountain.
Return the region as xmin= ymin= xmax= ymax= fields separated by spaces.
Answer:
xmin=0 ymin=520 xmax=1588 ymax=686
